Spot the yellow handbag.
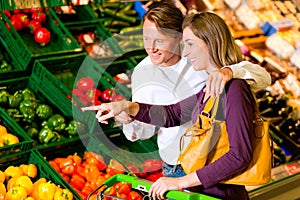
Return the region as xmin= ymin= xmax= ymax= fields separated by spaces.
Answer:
xmin=178 ymin=97 xmax=272 ymax=186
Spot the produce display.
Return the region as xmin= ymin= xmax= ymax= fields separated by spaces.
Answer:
xmin=0 ymin=77 xmax=86 ymax=146
xmin=0 ymin=0 xmax=300 ymax=199
xmin=0 ymin=150 xmax=74 ymax=200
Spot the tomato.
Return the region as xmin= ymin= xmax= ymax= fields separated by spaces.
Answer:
xmin=77 ymin=77 xmax=95 ymax=91
xmin=28 ymin=20 xmax=42 ymax=34
xmin=101 ymin=89 xmax=116 ymax=102
xmin=34 ymin=27 xmax=51 ymax=46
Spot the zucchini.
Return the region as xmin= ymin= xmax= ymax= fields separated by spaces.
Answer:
xmin=102 ymin=8 xmax=137 ymax=24
xmin=103 ymin=20 xmax=131 ymax=28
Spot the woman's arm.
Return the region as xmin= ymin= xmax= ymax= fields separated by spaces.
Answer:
xmin=92 ymin=91 xmax=199 ymax=127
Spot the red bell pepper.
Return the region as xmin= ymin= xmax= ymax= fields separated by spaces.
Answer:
xmin=34 ymin=27 xmax=51 ymax=46
xmin=28 ymin=20 xmax=42 ymax=34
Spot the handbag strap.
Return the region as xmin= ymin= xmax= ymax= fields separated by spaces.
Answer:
xmin=202 ymin=97 xmax=219 ymax=118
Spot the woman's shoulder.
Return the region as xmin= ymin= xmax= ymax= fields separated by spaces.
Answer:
xmin=225 ymin=79 xmax=250 ymax=92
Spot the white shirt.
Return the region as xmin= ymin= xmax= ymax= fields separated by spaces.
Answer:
xmin=123 ymin=56 xmax=271 ymax=165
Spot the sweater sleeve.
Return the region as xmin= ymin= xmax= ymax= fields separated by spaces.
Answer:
xmin=134 ymin=92 xmax=200 ymax=128
xmin=196 ymin=79 xmax=255 ymax=188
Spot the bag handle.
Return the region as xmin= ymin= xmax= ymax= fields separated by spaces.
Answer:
xmin=201 ymin=97 xmax=219 ymax=118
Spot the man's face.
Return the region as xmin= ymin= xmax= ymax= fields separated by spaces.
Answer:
xmin=143 ymin=19 xmax=181 ymax=66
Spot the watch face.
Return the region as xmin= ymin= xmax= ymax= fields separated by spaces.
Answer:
xmin=224 ymin=0 xmax=241 ymax=10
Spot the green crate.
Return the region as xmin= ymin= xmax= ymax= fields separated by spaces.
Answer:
xmin=100 ymin=58 xmax=135 ymax=78
xmin=89 ymin=174 xmax=220 ymax=200
xmin=0 ymin=109 xmax=33 ymax=156
xmin=129 ymin=53 xmax=148 ymax=66
xmin=0 ymin=149 xmax=78 ymax=199
xmin=32 ymin=52 xmax=131 ymax=133
xmin=44 ymin=0 xmax=68 ymax=7
xmin=53 ymin=4 xmax=99 ymax=26
xmin=93 ymin=126 xmax=160 ymax=168
xmin=65 ymin=21 xmax=124 ymax=61
xmin=0 ymin=36 xmax=30 ymax=79
xmin=0 ymin=8 xmax=82 ymax=68
xmin=0 ymin=76 xmax=85 ymax=149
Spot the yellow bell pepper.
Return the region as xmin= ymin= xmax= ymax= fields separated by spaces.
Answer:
xmin=38 ymin=181 xmax=57 ymax=200
xmin=15 ymin=175 xmax=33 ymax=196
xmin=5 ymin=186 xmax=27 ymax=200
xmin=54 ymin=188 xmax=73 ymax=200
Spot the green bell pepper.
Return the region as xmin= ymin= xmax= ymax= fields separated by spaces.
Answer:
xmin=0 ymin=90 xmax=9 ymax=107
xmin=8 ymin=94 xmax=23 ymax=108
xmin=38 ymin=127 xmax=59 ymax=144
xmin=47 ymin=114 xmax=66 ymax=132
xmin=65 ymin=120 xmax=86 ymax=136
xmin=19 ymin=100 xmax=36 ymax=123
xmin=6 ymin=108 xmax=22 ymax=122
xmin=0 ymin=60 xmax=12 ymax=72
xmin=27 ymin=127 xmax=39 ymax=139
xmin=36 ymin=104 xmax=53 ymax=120
xmin=22 ymin=88 xmax=36 ymax=101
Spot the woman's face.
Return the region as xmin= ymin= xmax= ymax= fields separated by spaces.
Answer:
xmin=143 ymin=19 xmax=181 ymax=66
xmin=182 ymin=27 xmax=211 ymax=71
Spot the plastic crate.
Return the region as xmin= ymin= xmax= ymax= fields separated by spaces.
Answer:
xmin=88 ymin=174 xmax=220 ymax=200
xmin=100 ymin=58 xmax=135 ymax=78
xmin=0 ymin=149 xmax=78 ymax=199
xmin=0 ymin=8 xmax=82 ymax=68
xmin=32 ymin=52 xmax=132 ymax=133
xmin=65 ymin=21 xmax=124 ymax=61
xmin=93 ymin=126 xmax=160 ymax=168
xmin=0 ymin=76 xmax=84 ymax=149
xmin=53 ymin=4 xmax=99 ymax=26
xmin=0 ymin=36 xmax=30 ymax=79
xmin=0 ymin=109 xmax=33 ymax=156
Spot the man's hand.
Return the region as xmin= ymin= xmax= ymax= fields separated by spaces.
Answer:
xmin=205 ymin=67 xmax=233 ymax=97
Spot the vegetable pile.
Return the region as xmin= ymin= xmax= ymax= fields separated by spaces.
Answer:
xmin=48 ymin=151 xmax=163 ymax=199
xmin=2 ymin=8 xmax=51 ymax=46
xmin=68 ymin=77 xmax=125 ymax=107
xmin=0 ymin=87 xmax=86 ymax=144
xmin=0 ymin=163 xmax=73 ymax=200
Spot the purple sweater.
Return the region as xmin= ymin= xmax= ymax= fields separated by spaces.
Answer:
xmin=135 ymin=79 xmax=255 ymax=199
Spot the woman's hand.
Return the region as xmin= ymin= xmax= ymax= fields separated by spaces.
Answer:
xmin=114 ymin=111 xmax=133 ymax=124
xmin=149 ymin=177 xmax=182 ymax=200
xmin=81 ymin=100 xmax=127 ymax=124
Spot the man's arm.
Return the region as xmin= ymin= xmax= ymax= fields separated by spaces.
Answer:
xmin=206 ymin=61 xmax=271 ymax=97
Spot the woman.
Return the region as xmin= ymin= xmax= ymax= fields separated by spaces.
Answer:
xmin=87 ymin=12 xmax=260 ymax=200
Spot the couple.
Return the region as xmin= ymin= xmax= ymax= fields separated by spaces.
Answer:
xmin=84 ymin=2 xmax=271 ymax=200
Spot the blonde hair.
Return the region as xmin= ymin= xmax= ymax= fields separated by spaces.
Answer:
xmin=143 ymin=2 xmax=183 ymax=38
xmin=182 ymin=12 xmax=243 ymax=68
